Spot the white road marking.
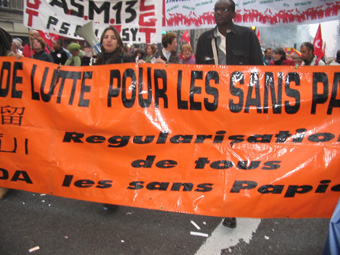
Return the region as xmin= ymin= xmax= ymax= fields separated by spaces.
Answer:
xmin=195 ymin=218 xmax=261 ymax=255
xmin=191 ymin=220 xmax=201 ymax=230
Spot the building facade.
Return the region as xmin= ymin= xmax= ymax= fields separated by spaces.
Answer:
xmin=0 ymin=0 xmax=28 ymax=41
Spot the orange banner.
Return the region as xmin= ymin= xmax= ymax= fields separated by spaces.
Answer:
xmin=0 ymin=57 xmax=339 ymax=218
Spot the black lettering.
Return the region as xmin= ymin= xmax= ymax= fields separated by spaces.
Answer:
xmin=0 ymin=62 xmax=11 ymax=97
xmin=284 ymin=185 xmax=313 ymax=197
xmin=285 ymin=72 xmax=300 ymax=114
xmin=79 ymin=71 xmax=92 ymax=107
xmin=74 ymin=179 xmax=95 ymax=188
xmin=245 ymin=72 xmax=261 ymax=113
xmin=122 ymin=68 xmax=136 ymax=108
xmin=107 ymin=136 xmax=130 ymax=147
xmin=190 ymin=71 xmax=202 ymax=110
xmin=46 ymin=16 xmax=59 ymax=29
xmin=155 ymin=160 xmax=177 ymax=168
xmin=177 ymin=70 xmax=188 ymax=109
xmin=194 ymin=157 xmax=210 ymax=169
xmin=11 ymin=171 xmax=33 ymax=184
xmin=308 ymin=133 xmax=335 ymax=142
xmin=127 ymin=181 xmax=144 ymax=190
xmin=230 ymin=180 xmax=257 ymax=193
xmin=262 ymin=161 xmax=281 ymax=170
xmin=210 ymin=160 xmax=234 ymax=169
xmin=146 ymin=182 xmax=169 ymax=190
xmin=205 ymin=71 xmax=219 ymax=111
xmin=311 ymin=72 xmax=328 ymax=114
xmin=96 ymin=180 xmax=112 ymax=188
xmin=195 ymin=183 xmax=213 ymax=192
xmin=89 ymin=1 xmax=110 ymax=23
xmin=263 ymin=72 xmax=282 ymax=113
xmin=138 ymin=67 xmax=152 ymax=108
xmin=108 ymin=70 xmax=121 ymax=107
xmin=236 ymin=161 xmax=260 ymax=170
xmin=154 ymin=69 xmax=168 ymax=108
xmin=131 ymin=155 xmax=156 ymax=168
xmin=229 ymin=71 xmax=244 ymax=113
xmin=86 ymin=135 xmax=106 ymax=143
xmin=63 ymin=132 xmax=84 ymax=143
xmin=62 ymin=175 xmax=73 ymax=187
xmin=0 ymin=168 xmax=9 ymax=179
xmin=258 ymin=185 xmax=284 ymax=194
xmin=171 ymin=182 xmax=193 ymax=191
xmin=315 ymin=180 xmax=331 ymax=193
xmin=327 ymin=73 xmax=340 ymax=114
xmin=12 ymin=62 xmax=23 ymax=98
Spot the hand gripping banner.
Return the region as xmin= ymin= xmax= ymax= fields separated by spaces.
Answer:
xmin=0 ymin=57 xmax=339 ymax=218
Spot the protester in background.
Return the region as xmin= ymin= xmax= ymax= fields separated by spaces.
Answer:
xmin=155 ymin=32 xmax=180 ymax=64
xmin=11 ymin=38 xmax=23 ymax=57
xmin=0 ymin=27 xmax=13 ymax=200
xmin=94 ymin=26 xmax=134 ymax=211
xmin=143 ymin=44 xmax=157 ymax=63
xmin=290 ymin=53 xmax=303 ymax=67
xmin=14 ymin=37 xmax=24 ymax=51
xmin=95 ymin=27 xmax=134 ymax=65
xmin=269 ymin=47 xmax=295 ymax=66
xmin=23 ymin=29 xmax=50 ymax=58
xmin=82 ymin=46 xmax=95 ymax=66
xmin=329 ymin=50 xmax=340 ymax=66
xmin=195 ymin=0 xmax=263 ymax=229
xmin=51 ymin=40 xmax=68 ymax=65
xmin=300 ymin=42 xmax=326 ymax=66
xmin=65 ymin=42 xmax=87 ymax=66
xmin=195 ymin=0 xmax=263 ymax=66
xmin=181 ymin=44 xmax=196 ymax=64
xmin=32 ymin=37 xmax=54 ymax=63
xmin=133 ymin=48 xmax=145 ymax=62
xmin=263 ymin=47 xmax=273 ymax=65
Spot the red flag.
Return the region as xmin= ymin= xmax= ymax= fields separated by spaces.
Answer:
xmin=181 ymin=30 xmax=190 ymax=44
xmin=313 ymin=24 xmax=325 ymax=59
xmin=256 ymin=29 xmax=261 ymax=45
xmin=38 ymin=30 xmax=59 ymax=49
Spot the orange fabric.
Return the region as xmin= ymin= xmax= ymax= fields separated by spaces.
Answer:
xmin=0 ymin=57 xmax=339 ymax=218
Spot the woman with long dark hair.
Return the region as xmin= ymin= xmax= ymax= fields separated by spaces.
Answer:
xmin=95 ymin=27 xmax=133 ymax=65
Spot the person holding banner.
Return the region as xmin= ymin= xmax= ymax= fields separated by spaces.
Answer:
xmin=143 ymin=44 xmax=157 ymax=63
xmin=269 ymin=47 xmax=295 ymax=66
xmin=93 ymin=26 xmax=134 ymax=211
xmin=180 ymin=44 xmax=196 ymax=64
xmin=329 ymin=50 xmax=340 ymax=66
xmin=155 ymin=32 xmax=181 ymax=64
xmin=300 ymin=42 xmax=326 ymax=66
xmin=94 ymin=27 xmax=134 ymax=65
xmin=195 ymin=0 xmax=264 ymax=229
xmin=51 ymin=40 xmax=68 ymax=65
xmin=32 ymin=37 xmax=54 ymax=63
xmin=22 ymin=29 xmax=50 ymax=58
xmin=195 ymin=0 xmax=263 ymax=66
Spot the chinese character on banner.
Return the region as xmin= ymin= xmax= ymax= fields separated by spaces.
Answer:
xmin=181 ymin=30 xmax=190 ymax=44
xmin=38 ymin=30 xmax=59 ymax=49
xmin=1 ymin=105 xmax=25 ymax=126
xmin=313 ymin=24 xmax=325 ymax=59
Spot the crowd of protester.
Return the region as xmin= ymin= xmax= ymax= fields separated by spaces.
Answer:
xmin=3 ymin=27 xmax=339 ymax=68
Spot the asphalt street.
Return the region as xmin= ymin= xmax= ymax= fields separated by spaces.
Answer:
xmin=1 ymin=189 xmax=330 ymax=255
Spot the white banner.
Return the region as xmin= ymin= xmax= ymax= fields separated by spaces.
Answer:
xmin=24 ymin=0 xmax=162 ymax=44
xmin=165 ymin=0 xmax=340 ymax=30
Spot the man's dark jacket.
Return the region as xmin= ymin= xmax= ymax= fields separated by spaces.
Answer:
xmin=195 ymin=23 xmax=263 ymax=65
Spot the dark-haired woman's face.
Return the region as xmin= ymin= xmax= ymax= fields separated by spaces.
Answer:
xmin=33 ymin=39 xmax=42 ymax=52
xmin=102 ymin=29 xmax=118 ymax=53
